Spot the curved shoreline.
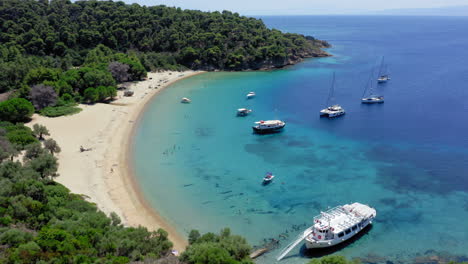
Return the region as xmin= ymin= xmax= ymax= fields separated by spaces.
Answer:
xmin=115 ymin=71 xmax=206 ymax=251
xmin=28 ymin=71 xmax=204 ymax=252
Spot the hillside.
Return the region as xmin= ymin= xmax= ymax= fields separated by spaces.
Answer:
xmin=0 ymin=0 xmax=329 ymax=75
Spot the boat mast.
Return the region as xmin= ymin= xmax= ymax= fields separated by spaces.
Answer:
xmin=378 ymin=56 xmax=385 ymax=77
xmin=326 ymin=72 xmax=336 ymax=106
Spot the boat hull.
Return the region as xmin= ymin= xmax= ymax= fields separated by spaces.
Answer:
xmin=252 ymin=124 xmax=285 ymax=134
xmin=320 ymin=111 xmax=345 ymax=118
xmin=361 ymin=99 xmax=384 ymax=104
xmin=305 ymin=217 xmax=374 ymax=249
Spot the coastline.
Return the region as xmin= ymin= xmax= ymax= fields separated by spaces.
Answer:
xmin=27 ymin=71 xmax=204 ymax=251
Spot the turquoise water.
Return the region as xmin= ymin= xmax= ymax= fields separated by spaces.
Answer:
xmin=133 ymin=16 xmax=468 ymax=263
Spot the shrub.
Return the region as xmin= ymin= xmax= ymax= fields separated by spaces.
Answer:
xmin=40 ymin=104 xmax=82 ymax=117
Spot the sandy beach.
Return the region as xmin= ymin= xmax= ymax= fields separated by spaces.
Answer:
xmin=27 ymin=71 xmax=203 ymax=251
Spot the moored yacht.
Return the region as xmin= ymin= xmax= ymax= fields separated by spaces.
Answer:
xmin=320 ymin=105 xmax=346 ymax=117
xmin=362 ymin=70 xmax=384 ymax=104
xmin=377 ymin=57 xmax=390 ymax=83
xmin=377 ymin=75 xmax=390 ymax=83
xmin=361 ymin=95 xmax=384 ymax=104
xmin=237 ymin=108 xmax=252 ymax=116
xmin=181 ymin=97 xmax=191 ymax=103
xmin=247 ymin=92 xmax=256 ymax=99
xmin=320 ymin=73 xmax=345 ymax=118
xmin=304 ymin=203 xmax=376 ymax=249
xmin=252 ymin=120 xmax=285 ymax=134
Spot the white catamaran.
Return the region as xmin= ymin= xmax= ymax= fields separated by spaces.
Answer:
xmin=362 ymin=69 xmax=384 ymax=104
xmin=277 ymin=202 xmax=376 ymax=261
xmin=320 ymin=73 xmax=345 ymax=118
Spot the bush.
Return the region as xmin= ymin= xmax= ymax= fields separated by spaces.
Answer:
xmin=40 ymin=104 xmax=82 ymax=117
xmin=182 ymin=228 xmax=253 ymax=264
xmin=308 ymin=256 xmax=361 ymax=264
xmin=0 ymin=98 xmax=35 ymax=123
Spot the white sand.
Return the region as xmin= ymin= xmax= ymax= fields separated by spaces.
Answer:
xmin=27 ymin=71 xmax=203 ymax=251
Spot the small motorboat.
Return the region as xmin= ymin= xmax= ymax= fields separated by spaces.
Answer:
xmin=237 ymin=108 xmax=252 ymax=116
xmin=263 ymin=172 xmax=275 ymax=184
xmin=252 ymin=120 xmax=285 ymax=134
xmin=247 ymin=92 xmax=256 ymax=99
xmin=181 ymin=97 xmax=191 ymax=103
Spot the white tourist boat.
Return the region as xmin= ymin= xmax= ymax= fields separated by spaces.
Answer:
xmin=277 ymin=202 xmax=376 ymax=261
xmin=237 ymin=108 xmax=252 ymax=116
xmin=247 ymin=92 xmax=256 ymax=99
xmin=252 ymin=120 xmax=285 ymax=134
xmin=320 ymin=73 xmax=345 ymax=118
xmin=181 ymin=97 xmax=191 ymax=103
xmin=377 ymin=56 xmax=390 ymax=83
xmin=304 ymin=203 xmax=376 ymax=248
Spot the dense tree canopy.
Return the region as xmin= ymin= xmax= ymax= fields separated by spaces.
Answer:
xmin=0 ymin=0 xmax=329 ymax=74
xmin=0 ymin=98 xmax=34 ymax=123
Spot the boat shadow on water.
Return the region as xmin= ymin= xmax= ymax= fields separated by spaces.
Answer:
xmin=301 ymin=224 xmax=373 ymax=259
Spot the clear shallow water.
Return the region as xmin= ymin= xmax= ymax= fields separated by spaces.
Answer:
xmin=133 ymin=16 xmax=468 ymax=263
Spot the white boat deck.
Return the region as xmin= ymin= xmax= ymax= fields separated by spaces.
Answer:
xmin=313 ymin=203 xmax=373 ymax=234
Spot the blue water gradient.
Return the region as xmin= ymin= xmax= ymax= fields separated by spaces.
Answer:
xmin=133 ymin=16 xmax=468 ymax=263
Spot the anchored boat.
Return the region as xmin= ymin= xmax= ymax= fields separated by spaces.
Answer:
xmin=362 ymin=69 xmax=384 ymax=104
xmin=277 ymin=202 xmax=376 ymax=261
xmin=377 ymin=56 xmax=390 ymax=83
xmin=262 ymin=172 xmax=275 ymax=184
xmin=181 ymin=97 xmax=191 ymax=103
xmin=252 ymin=120 xmax=285 ymax=134
xmin=247 ymin=91 xmax=256 ymax=99
xmin=237 ymin=108 xmax=252 ymax=116
xmin=320 ymin=73 xmax=345 ymax=118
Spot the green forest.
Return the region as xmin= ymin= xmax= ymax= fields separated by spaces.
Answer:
xmin=0 ymin=0 xmax=330 ymax=118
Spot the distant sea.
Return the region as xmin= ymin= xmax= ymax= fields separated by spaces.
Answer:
xmin=133 ymin=16 xmax=468 ymax=263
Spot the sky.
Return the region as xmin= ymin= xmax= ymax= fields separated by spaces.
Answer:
xmin=121 ymin=0 xmax=468 ymax=15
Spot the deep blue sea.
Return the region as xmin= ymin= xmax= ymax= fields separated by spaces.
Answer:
xmin=133 ymin=16 xmax=468 ymax=263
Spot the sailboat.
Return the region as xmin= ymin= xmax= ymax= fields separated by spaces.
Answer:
xmin=362 ymin=69 xmax=384 ymax=104
xmin=377 ymin=56 xmax=390 ymax=83
xmin=320 ymin=73 xmax=345 ymax=118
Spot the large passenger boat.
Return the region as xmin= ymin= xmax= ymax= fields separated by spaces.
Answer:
xmin=277 ymin=202 xmax=376 ymax=261
xmin=305 ymin=203 xmax=376 ymax=249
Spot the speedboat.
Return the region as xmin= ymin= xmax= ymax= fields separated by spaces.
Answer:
xmin=262 ymin=172 xmax=275 ymax=184
xmin=361 ymin=95 xmax=384 ymax=104
xmin=181 ymin=97 xmax=191 ymax=103
xmin=252 ymin=120 xmax=285 ymax=134
xmin=320 ymin=105 xmax=345 ymax=118
xmin=247 ymin=92 xmax=256 ymax=99
xmin=237 ymin=108 xmax=252 ymax=116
